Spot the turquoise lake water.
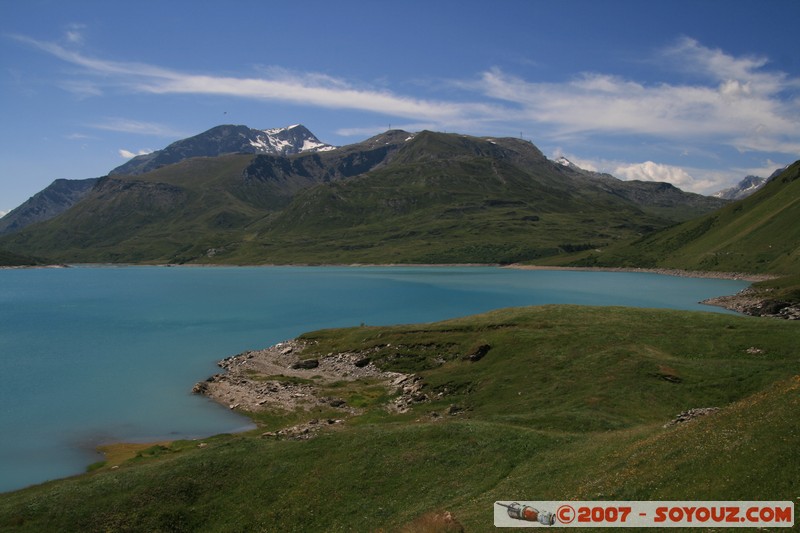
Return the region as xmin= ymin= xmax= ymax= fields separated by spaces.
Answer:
xmin=0 ymin=266 xmax=750 ymax=493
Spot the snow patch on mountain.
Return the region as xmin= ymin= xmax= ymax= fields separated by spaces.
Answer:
xmin=713 ymin=175 xmax=767 ymax=200
xmin=252 ymin=124 xmax=336 ymax=155
xmin=109 ymin=124 xmax=336 ymax=176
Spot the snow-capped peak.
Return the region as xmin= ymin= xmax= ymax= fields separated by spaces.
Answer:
xmin=109 ymin=124 xmax=337 ymax=176
xmin=712 ymin=175 xmax=767 ymax=200
xmin=554 ymin=156 xmax=580 ymax=169
xmin=249 ymin=125 xmax=336 ymax=155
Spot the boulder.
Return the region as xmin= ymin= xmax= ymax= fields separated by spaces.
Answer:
xmin=464 ymin=344 xmax=491 ymax=362
xmin=290 ymin=358 xmax=319 ymax=369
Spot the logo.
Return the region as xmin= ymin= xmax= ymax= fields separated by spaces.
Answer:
xmin=494 ymin=501 xmax=794 ymax=528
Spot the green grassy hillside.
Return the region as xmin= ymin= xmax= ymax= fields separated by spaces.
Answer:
xmin=570 ymin=161 xmax=800 ymax=276
xmin=229 ymin=154 xmax=665 ymax=264
xmin=1 ymin=306 xmax=797 ymax=531
xmin=0 ymin=248 xmax=48 ymax=267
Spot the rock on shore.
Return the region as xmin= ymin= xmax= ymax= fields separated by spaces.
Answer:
xmin=192 ymin=339 xmax=429 ymax=417
xmin=701 ymin=288 xmax=800 ymax=319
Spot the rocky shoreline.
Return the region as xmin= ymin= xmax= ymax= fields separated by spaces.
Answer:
xmin=192 ymin=339 xmax=438 ymax=437
xmin=509 ymin=264 xmax=800 ymax=319
xmin=700 ymin=288 xmax=800 ymax=319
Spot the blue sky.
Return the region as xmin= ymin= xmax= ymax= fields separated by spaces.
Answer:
xmin=2 ymin=0 xmax=799 ymax=214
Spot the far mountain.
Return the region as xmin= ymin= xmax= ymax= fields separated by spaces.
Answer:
xmin=109 ymin=124 xmax=335 ymax=176
xmin=551 ymin=157 xmax=727 ymax=221
xmin=0 ymin=129 xmax=732 ymax=265
xmin=713 ymin=175 xmax=767 ymax=200
xmin=713 ymin=165 xmax=789 ymax=200
xmin=0 ymin=177 xmax=101 ymax=236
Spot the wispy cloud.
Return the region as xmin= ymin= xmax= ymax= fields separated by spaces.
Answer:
xmin=15 ymin=33 xmax=799 ymax=154
xmin=58 ymin=79 xmax=103 ymax=97
xmin=11 ymin=35 xmax=497 ymax=126
xmin=89 ymin=118 xmax=185 ymax=137
xmin=473 ymin=38 xmax=800 ymax=155
xmin=64 ymin=23 xmax=86 ymax=45
xmin=65 ymin=132 xmax=92 ymax=140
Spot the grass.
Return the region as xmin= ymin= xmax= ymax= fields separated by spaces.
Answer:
xmin=569 ymin=161 xmax=800 ymax=277
xmin=0 ymin=249 xmax=48 ymax=267
xmin=95 ymin=441 xmax=175 ymax=468
xmin=0 ymin=305 xmax=798 ymax=531
xmin=242 ymin=371 xmax=315 ymax=385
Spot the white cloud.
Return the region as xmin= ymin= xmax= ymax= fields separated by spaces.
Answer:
xmin=13 ymin=35 xmax=497 ymax=126
xmin=549 ymin=152 xmax=742 ymax=194
xmin=471 ymin=37 xmax=800 ymax=155
xmin=64 ymin=23 xmax=86 ymax=45
xmin=735 ymin=159 xmax=789 ymax=180
xmin=92 ymin=118 xmax=184 ymax=137
xmin=611 ymin=161 xmax=724 ymax=193
xmin=475 ymin=65 xmax=800 ymax=155
xmin=66 ymin=132 xmax=92 ymax=140
xmin=58 ymin=79 xmax=103 ymax=97
xmin=119 ymin=148 xmax=153 ymax=159
xmin=0 ymin=210 xmax=8 ymax=219
xmin=614 ymin=161 xmax=695 ymax=186
xmin=663 ymin=37 xmax=779 ymax=90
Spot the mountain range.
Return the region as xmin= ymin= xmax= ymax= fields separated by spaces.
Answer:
xmin=0 ymin=124 xmax=731 ymax=265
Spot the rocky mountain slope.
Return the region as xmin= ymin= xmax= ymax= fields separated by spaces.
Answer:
xmin=109 ymin=124 xmax=335 ymax=176
xmin=0 ymin=127 xmax=731 ymax=265
xmin=0 ymin=125 xmax=335 ymax=236
xmin=713 ymin=175 xmax=767 ymax=200
xmin=0 ymin=177 xmax=101 ymax=236
xmin=712 ymin=166 xmax=788 ymax=201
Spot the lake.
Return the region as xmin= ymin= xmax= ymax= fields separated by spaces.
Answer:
xmin=0 ymin=265 xmax=749 ymax=492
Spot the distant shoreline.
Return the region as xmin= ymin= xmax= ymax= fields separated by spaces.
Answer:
xmin=502 ymin=264 xmax=777 ymax=283
xmin=1 ymin=261 xmax=776 ymax=283
xmin=5 ymin=262 xmax=779 ymax=317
